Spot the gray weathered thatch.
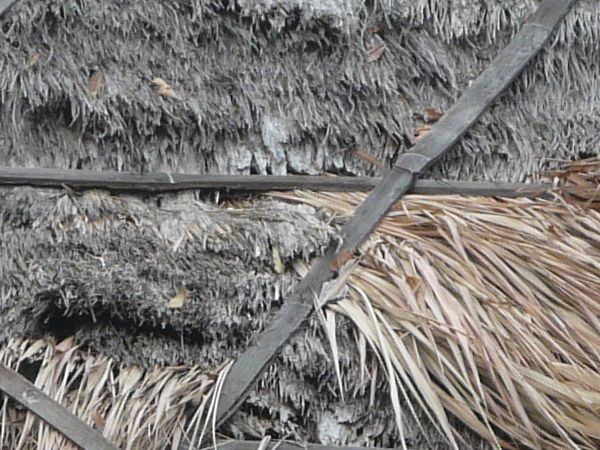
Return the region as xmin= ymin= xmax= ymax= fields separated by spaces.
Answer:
xmin=1 ymin=0 xmax=598 ymax=181
xmin=1 ymin=187 xmax=460 ymax=447
xmin=1 ymin=1 xmax=599 ymax=449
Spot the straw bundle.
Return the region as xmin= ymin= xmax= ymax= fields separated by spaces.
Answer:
xmin=279 ymin=163 xmax=600 ymax=449
xmin=1 ymin=187 xmax=419 ymax=446
xmin=548 ymin=158 xmax=600 ymax=210
xmin=0 ymin=337 xmax=229 ymax=449
xmin=1 ymin=1 xmax=598 ymax=181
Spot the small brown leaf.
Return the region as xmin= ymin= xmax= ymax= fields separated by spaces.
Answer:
xmin=406 ymin=276 xmax=422 ymax=292
xmin=330 ymin=250 xmax=354 ymax=273
xmin=424 ymin=108 xmax=443 ymax=123
xmin=367 ymin=24 xmax=382 ymax=34
xmin=168 ymin=286 xmax=188 ymax=309
xmin=151 ymin=77 xmax=176 ymax=98
xmin=272 ymin=247 xmax=285 ymax=274
xmin=27 ymin=52 xmax=40 ymax=68
xmin=414 ymin=124 xmax=432 ymax=141
xmin=88 ymin=70 xmax=105 ymax=98
xmin=366 ymin=44 xmax=385 ymax=63
xmin=352 ymin=149 xmax=386 ymax=170
xmin=91 ymin=409 xmax=106 ymax=432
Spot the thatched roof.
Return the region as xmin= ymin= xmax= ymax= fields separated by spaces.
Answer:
xmin=1 ymin=187 xmax=443 ymax=448
xmin=1 ymin=1 xmax=600 ymax=449
xmin=1 ymin=0 xmax=598 ymax=181
xmin=280 ymin=160 xmax=600 ymax=450
xmin=1 ymin=160 xmax=599 ymax=449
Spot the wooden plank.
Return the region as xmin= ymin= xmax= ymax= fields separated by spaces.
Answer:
xmin=0 ymin=0 xmax=18 ymax=17
xmin=211 ymin=0 xmax=577 ymax=430
xmin=213 ymin=441 xmax=410 ymax=450
xmin=0 ymin=167 xmax=375 ymax=192
xmin=0 ymin=167 xmax=552 ymax=198
xmin=0 ymin=364 xmax=119 ymax=450
xmin=408 ymin=179 xmax=552 ymax=198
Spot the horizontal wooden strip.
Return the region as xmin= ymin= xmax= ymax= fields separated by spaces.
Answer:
xmin=215 ymin=441 xmax=397 ymax=450
xmin=0 ymin=167 xmax=551 ymax=197
xmin=0 ymin=364 xmax=118 ymax=450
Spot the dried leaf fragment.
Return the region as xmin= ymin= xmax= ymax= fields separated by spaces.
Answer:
xmin=272 ymin=247 xmax=285 ymax=274
xmin=406 ymin=275 xmax=422 ymax=292
xmin=152 ymin=77 xmax=176 ymax=98
xmin=414 ymin=124 xmax=432 ymax=141
xmin=27 ymin=52 xmax=39 ymax=68
xmin=330 ymin=249 xmax=354 ymax=273
xmin=366 ymin=44 xmax=385 ymax=63
xmin=352 ymin=148 xmax=386 ymax=170
xmin=91 ymin=409 xmax=106 ymax=432
xmin=88 ymin=70 xmax=105 ymax=98
xmin=120 ymin=366 xmax=144 ymax=393
xmin=168 ymin=286 xmax=188 ymax=309
xmin=367 ymin=24 xmax=382 ymax=34
xmin=55 ymin=337 xmax=76 ymax=353
xmin=424 ymin=108 xmax=443 ymax=123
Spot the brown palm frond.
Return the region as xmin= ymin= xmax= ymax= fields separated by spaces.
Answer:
xmin=0 ymin=338 xmax=218 ymax=450
xmin=545 ymin=157 xmax=600 ymax=210
xmin=279 ymin=159 xmax=600 ymax=449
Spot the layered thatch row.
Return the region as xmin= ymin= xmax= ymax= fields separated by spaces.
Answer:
xmin=1 ymin=0 xmax=598 ymax=181
xmin=2 ymin=161 xmax=598 ymax=449
xmin=1 ymin=188 xmax=433 ymax=447
xmin=278 ymin=159 xmax=600 ymax=449
xmin=0 ymin=337 xmax=223 ymax=450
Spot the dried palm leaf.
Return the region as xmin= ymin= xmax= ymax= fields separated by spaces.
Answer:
xmin=0 ymin=338 xmax=218 ymax=450
xmin=279 ymin=159 xmax=600 ymax=450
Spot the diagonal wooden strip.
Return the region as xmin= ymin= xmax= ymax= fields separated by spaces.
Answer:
xmin=0 ymin=166 xmax=552 ymax=197
xmin=0 ymin=364 xmax=119 ymax=450
xmin=395 ymin=0 xmax=577 ymax=174
xmin=0 ymin=0 xmax=18 ymax=17
xmin=212 ymin=0 xmax=578 ymax=429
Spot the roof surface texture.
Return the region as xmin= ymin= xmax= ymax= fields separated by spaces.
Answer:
xmin=0 ymin=0 xmax=598 ymax=181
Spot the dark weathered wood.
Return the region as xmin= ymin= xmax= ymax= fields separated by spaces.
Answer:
xmin=0 ymin=167 xmax=552 ymax=198
xmin=409 ymin=179 xmax=552 ymax=198
xmin=212 ymin=441 xmax=410 ymax=450
xmin=0 ymin=167 xmax=374 ymax=193
xmin=211 ymin=0 xmax=577 ymax=431
xmin=0 ymin=364 xmax=119 ymax=450
xmin=0 ymin=0 xmax=18 ymax=17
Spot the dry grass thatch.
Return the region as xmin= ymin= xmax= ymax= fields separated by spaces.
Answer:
xmin=0 ymin=337 xmax=229 ymax=450
xmin=277 ymin=159 xmax=600 ymax=449
xmin=1 ymin=0 xmax=598 ymax=181
xmin=1 ymin=188 xmax=423 ymax=447
xmin=1 ymin=160 xmax=598 ymax=449
xmin=547 ymin=158 xmax=600 ymax=210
